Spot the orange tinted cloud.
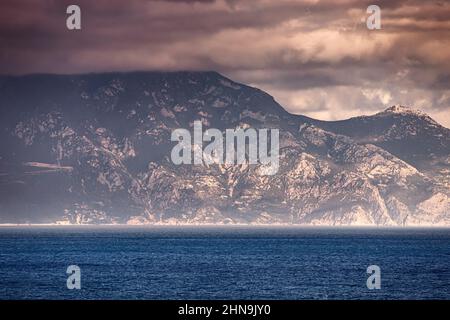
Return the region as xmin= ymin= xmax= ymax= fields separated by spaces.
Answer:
xmin=0 ymin=0 xmax=449 ymax=126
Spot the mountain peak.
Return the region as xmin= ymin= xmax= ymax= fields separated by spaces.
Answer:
xmin=382 ymin=105 xmax=427 ymax=117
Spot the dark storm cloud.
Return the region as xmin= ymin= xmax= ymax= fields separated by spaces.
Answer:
xmin=0 ymin=0 xmax=449 ymax=126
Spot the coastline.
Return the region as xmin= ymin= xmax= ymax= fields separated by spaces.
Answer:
xmin=0 ymin=223 xmax=449 ymax=228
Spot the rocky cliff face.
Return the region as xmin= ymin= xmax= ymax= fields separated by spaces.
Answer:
xmin=0 ymin=72 xmax=448 ymax=225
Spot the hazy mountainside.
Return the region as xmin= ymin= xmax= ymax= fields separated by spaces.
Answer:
xmin=312 ymin=106 xmax=450 ymax=189
xmin=0 ymin=71 xmax=448 ymax=225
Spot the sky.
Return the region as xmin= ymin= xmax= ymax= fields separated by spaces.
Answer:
xmin=0 ymin=0 xmax=449 ymax=127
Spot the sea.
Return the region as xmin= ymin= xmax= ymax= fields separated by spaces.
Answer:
xmin=0 ymin=226 xmax=448 ymax=300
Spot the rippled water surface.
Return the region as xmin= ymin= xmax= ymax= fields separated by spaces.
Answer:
xmin=0 ymin=226 xmax=448 ymax=299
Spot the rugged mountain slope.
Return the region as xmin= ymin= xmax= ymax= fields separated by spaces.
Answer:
xmin=0 ymin=72 xmax=448 ymax=225
xmin=313 ymin=105 xmax=450 ymax=189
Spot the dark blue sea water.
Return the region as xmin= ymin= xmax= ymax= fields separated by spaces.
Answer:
xmin=0 ymin=226 xmax=449 ymax=300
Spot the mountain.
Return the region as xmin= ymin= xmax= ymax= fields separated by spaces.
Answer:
xmin=311 ymin=105 xmax=450 ymax=189
xmin=0 ymin=71 xmax=448 ymax=225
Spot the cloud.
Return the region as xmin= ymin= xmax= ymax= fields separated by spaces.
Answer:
xmin=0 ymin=0 xmax=449 ymax=127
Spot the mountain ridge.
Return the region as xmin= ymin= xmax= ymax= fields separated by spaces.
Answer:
xmin=0 ymin=71 xmax=448 ymax=225
xmin=1 ymin=72 xmax=448 ymax=128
